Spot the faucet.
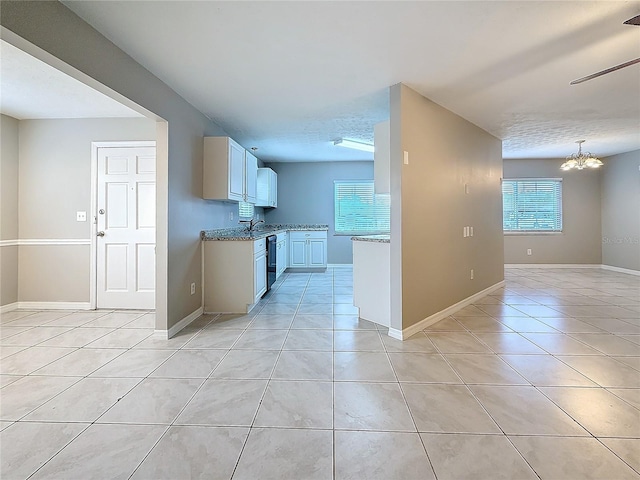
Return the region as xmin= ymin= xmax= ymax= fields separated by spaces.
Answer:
xmin=239 ymin=218 xmax=265 ymax=232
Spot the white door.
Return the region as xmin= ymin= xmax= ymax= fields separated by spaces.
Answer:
xmin=96 ymin=145 xmax=156 ymax=309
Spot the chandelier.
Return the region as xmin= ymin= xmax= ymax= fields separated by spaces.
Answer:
xmin=560 ymin=140 xmax=603 ymax=171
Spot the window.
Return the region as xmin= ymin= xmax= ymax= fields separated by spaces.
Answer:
xmin=334 ymin=181 xmax=390 ymax=235
xmin=502 ymin=179 xmax=562 ymax=232
xmin=238 ymin=201 xmax=254 ymax=219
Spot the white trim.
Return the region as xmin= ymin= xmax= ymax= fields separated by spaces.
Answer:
xmin=90 ymin=141 xmax=156 ymax=310
xmin=327 ymin=263 xmax=353 ymax=268
xmin=1 ymin=239 xmax=91 ymax=246
xmin=0 ymin=302 xmax=19 ymax=313
xmin=16 ymin=301 xmax=91 ymax=310
xmin=601 ymin=264 xmax=640 ymax=277
xmin=389 ymin=280 xmax=506 ymax=340
xmin=155 ymin=306 xmax=204 ymax=339
xmin=505 ymin=264 xmax=601 ymax=269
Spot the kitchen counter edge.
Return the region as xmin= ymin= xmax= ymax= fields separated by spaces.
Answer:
xmin=201 ymin=224 xmax=329 ymax=241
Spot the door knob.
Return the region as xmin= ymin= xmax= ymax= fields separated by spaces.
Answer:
xmin=97 ymin=231 xmax=105 ymax=237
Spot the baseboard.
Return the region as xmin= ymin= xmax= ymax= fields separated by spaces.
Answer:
xmin=505 ymin=264 xmax=601 ymax=269
xmin=156 ymin=306 xmax=204 ymax=339
xmin=601 ymin=264 xmax=640 ymax=276
xmin=16 ymin=301 xmax=91 ymax=310
xmin=392 ymin=280 xmax=506 ymax=340
xmin=0 ymin=302 xmax=19 ymax=313
xmin=284 ymin=267 xmax=327 ymax=273
xmin=327 ymin=263 xmax=353 ymax=268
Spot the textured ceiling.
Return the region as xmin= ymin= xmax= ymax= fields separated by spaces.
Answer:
xmin=0 ymin=40 xmax=143 ymax=120
xmin=54 ymin=1 xmax=640 ymax=161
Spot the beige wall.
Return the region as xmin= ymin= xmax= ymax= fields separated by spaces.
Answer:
xmin=391 ymin=84 xmax=504 ymax=331
xmin=16 ymin=118 xmax=156 ymax=303
xmin=1 ymin=114 xmax=20 ymax=306
xmin=601 ymin=150 xmax=640 ymax=271
xmin=2 ymin=2 xmax=241 ymax=329
xmin=503 ymin=159 xmax=602 ymax=265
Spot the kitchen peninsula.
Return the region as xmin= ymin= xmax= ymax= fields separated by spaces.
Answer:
xmin=352 ymin=235 xmax=391 ymax=328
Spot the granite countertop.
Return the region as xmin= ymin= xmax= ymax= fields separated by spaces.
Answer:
xmin=351 ymin=234 xmax=390 ymax=243
xmin=201 ymin=224 xmax=329 ymax=241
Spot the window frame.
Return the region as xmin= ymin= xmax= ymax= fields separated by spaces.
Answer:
xmin=502 ymin=178 xmax=563 ymax=235
xmin=334 ymin=180 xmax=390 ymax=236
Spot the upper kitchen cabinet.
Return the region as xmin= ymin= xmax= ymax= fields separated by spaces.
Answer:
xmin=203 ymin=136 xmax=257 ymax=203
xmin=256 ymin=167 xmax=277 ymax=208
xmin=374 ymin=120 xmax=390 ymax=194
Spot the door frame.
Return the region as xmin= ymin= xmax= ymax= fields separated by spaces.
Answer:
xmin=90 ymin=141 xmax=157 ymax=310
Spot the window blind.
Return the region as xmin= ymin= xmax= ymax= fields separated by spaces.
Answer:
xmin=502 ymin=179 xmax=562 ymax=232
xmin=238 ymin=201 xmax=254 ymax=219
xmin=334 ymin=181 xmax=390 ymax=235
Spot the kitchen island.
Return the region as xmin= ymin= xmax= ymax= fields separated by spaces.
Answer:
xmin=352 ymin=235 xmax=390 ymax=328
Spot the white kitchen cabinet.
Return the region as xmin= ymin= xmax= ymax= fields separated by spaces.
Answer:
xmin=203 ymin=136 xmax=257 ymax=203
xmin=275 ymin=232 xmax=287 ymax=278
xmin=254 ymin=246 xmax=267 ymax=302
xmin=256 ymin=168 xmax=277 ymax=208
xmin=203 ymin=238 xmax=266 ymax=313
xmin=288 ymin=231 xmax=327 ymax=269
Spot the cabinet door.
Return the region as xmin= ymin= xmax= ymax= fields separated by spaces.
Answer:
xmin=308 ymin=239 xmax=326 ymax=267
xmin=254 ymin=250 xmax=267 ymax=300
xmin=289 ymin=239 xmax=307 ymax=267
xmin=270 ymin=171 xmax=278 ymax=207
xmin=228 ymin=140 xmax=245 ymax=201
xmin=245 ymin=151 xmax=258 ymax=204
xmin=275 ymin=240 xmax=284 ymax=278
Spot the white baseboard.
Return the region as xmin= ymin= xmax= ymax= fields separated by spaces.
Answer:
xmin=390 ymin=280 xmax=506 ymax=340
xmin=327 ymin=263 xmax=353 ymax=268
xmin=505 ymin=264 xmax=601 ymax=269
xmin=0 ymin=302 xmax=19 ymax=313
xmin=15 ymin=301 xmax=91 ymax=310
xmin=156 ymin=306 xmax=204 ymax=339
xmin=601 ymin=264 xmax=640 ymax=276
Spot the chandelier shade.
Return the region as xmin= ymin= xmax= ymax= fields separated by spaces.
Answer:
xmin=560 ymin=140 xmax=603 ymax=171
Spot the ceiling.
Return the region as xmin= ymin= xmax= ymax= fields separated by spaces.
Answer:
xmin=0 ymin=40 xmax=143 ymax=120
xmin=27 ymin=2 xmax=640 ymax=161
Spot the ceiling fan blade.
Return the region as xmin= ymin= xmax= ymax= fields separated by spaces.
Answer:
xmin=570 ymin=57 xmax=640 ymax=85
xmin=623 ymin=14 xmax=640 ymax=26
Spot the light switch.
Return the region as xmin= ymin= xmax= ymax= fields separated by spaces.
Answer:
xmin=76 ymin=211 xmax=87 ymax=222
xmin=403 ymin=151 xmax=409 ymax=165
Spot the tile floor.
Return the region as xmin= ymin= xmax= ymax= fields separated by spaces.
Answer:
xmin=1 ymin=266 xmax=639 ymax=479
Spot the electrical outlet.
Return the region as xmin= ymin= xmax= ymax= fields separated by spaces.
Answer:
xmin=465 ymin=184 xmax=470 ymax=194
xmin=190 ymin=283 xmax=196 ymax=295
xmin=229 ymin=212 xmax=234 ymax=221
xmin=527 ymin=249 xmax=532 ymax=256
xmin=470 ymin=269 xmax=474 ymax=280
xmin=76 ymin=211 xmax=87 ymax=222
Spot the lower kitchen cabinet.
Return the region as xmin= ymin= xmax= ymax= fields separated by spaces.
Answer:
xmin=275 ymin=232 xmax=287 ymax=278
xmin=288 ymin=230 xmax=327 ymax=270
xmin=203 ymin=238 xmax=266 ymax=313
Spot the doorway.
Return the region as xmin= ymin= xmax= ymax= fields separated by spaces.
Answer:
xmin=91 ymin=141 xmax=156 ymax=310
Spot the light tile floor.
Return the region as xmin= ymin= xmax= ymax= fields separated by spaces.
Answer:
xmin=1 ymin=266 xmax=639 ymax=479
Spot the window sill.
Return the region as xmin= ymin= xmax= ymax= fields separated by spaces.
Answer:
xmin=504 ymin=231 xmax=563 ymax=236
xmin=334 ymin=231 xmax=390 ymax=237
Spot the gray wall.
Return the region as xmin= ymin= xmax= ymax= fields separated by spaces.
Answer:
xmin=1 ymin=114 xmax=19 ymax=306
xmin=1 ymin=1 xmax=240 ymax=329
xmin=17 ymin=118 xmax=156 ymax=302
xmin=503 ymin=158 xmax=602 ymax=265
xmin=391 ymin=84 xmax=504 ymax=331
xmin=601 ymin=150 xmax=640 ymax=271
xmin=264 ymin=161 xmax=374 ymax=264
